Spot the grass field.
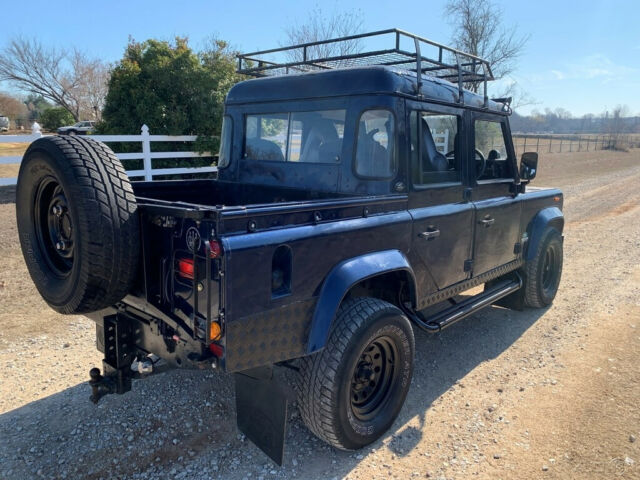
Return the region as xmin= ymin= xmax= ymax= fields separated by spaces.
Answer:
xmin=0 ymin=143 xmax=27 ymax=179
xmin=513 ymin=133 xmax=640 ymax=155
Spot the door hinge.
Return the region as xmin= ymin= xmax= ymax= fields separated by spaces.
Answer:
xmin=464 ymin=259 xmax=473 ymax=272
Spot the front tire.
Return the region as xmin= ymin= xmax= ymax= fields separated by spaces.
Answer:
xmin=296 ymin=297 xmax=415 ymax=450
xmin=523 ymin=227 xmax=563 ymax=308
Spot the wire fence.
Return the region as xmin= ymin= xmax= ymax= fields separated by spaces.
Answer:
xmin=512 ymin=133 xmax=639 ymax=156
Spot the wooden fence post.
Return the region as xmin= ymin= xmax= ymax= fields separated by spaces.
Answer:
xmin=536 ymin=136 xmax=540 ymax=152
xmin=141 ymin=125 xmax=152 ymax=181
xmin=559 ymin=138 xmax=563 ymax=153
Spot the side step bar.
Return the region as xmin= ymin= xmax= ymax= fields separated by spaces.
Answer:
xmin=407 ymin=274 xmax=523 ymax=333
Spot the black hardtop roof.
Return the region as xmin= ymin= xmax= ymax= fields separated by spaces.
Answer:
xmin=225 ymin=65 xmax=507 ymax=114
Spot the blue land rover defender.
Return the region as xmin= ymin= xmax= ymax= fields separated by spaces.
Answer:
xmin=16 ymin=30 xmax=563 ymax=464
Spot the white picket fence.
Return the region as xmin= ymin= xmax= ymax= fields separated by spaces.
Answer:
xmin=0 ymin=124 xmax=217 ymax=186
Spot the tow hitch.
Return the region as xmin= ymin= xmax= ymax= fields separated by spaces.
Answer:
xmin=88 ymin=312 xmax=214 ymax=404
xmin=88 ymin=357 xmax=170 ymax=404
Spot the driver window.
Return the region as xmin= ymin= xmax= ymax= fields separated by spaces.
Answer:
xmin=474 ymin=120 xmax=512 ymax=180
xmin=410 ymin=111 xmax=461 ymax=185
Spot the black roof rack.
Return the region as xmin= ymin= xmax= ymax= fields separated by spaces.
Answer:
xmin=237 ymin=28 xmax=495 ymax=106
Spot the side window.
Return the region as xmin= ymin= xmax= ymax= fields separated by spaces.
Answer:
xmin=410 ymin=111 xmax=461 ymax=185
xmin=474 ymin=120 xmax=512 ymax=180
xmin=217 ymin=115 xmax=233 ymax=168
xmin=355 ymin=110 xmax=395 ymax=178
xmin=245 ymin=113 xmax=288 ymax=161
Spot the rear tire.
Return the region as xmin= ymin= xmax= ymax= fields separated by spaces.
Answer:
xmin=16 ymin=135 xmax=139 ymax=314
xmin=523 ymin=227 xmax=563 ymax=308
xmin=296 ymin=297 xmax=414 ymax=450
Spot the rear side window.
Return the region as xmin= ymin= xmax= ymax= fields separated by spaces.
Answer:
xmin=355 ymin=110 xmax=395 ymax=178
xmin=244 ymin=110 xmax=345 ymax=163
xmin=217 ymin=115 xmax=233 ymax=168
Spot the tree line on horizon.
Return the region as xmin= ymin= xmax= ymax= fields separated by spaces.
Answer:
xmin=510 ymin=106 xmax=640 ymax=135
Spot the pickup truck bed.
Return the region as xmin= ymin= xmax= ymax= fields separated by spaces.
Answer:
xmin=126 ymin=179 xmax=412 ymax=372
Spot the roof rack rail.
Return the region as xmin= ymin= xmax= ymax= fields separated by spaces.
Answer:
xmin=236 ymin=28 xmax=494 ymax=107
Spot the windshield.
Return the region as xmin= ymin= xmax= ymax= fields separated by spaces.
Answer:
xmin=244 ymin=109 xmax=346 ymax=164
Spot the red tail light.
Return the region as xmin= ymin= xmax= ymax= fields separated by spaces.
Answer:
xmin=209 ymin=343 xmax=224 ymax=357
xmin=208 ymin=240 xmax=222 ymax=258
xmin=177 ymin=258 xmax=194 ymax=279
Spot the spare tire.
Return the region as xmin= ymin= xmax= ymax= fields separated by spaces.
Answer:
xmin=16 ymin=135 xmax=139 ymax=314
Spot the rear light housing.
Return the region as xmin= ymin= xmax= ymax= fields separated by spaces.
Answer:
xmin=208 ymin=240 xmax=222 ymax=258
xmin=209 ymin=343 xmax=224 ymax=357
xmin=177 ymin=257 xmax=194 ymax=279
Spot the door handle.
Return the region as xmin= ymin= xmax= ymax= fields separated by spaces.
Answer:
xmin=479 ymin=216 xmax=495 ymax=227
xmin=419 ymin=229 xmax=441 ymax=240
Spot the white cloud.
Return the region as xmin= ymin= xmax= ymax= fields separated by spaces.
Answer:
xmin=547 ymin=54 xmax=637 ymax=83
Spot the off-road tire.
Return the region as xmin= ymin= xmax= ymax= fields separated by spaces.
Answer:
xmin=16 ymin=135 xmax=139 ymax=314
xmin=523 ymin=227 xmax=563 ymax=308
xmin=296 ymin=297 xmax=415 ymax=450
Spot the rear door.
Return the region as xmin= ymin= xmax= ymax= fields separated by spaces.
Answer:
xmin=407 ymin=105 xmax=474 ymax=303
xmin=470 ymin=115 xmax=521 ymax=276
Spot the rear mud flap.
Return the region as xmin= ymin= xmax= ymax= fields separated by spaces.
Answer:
xmin=234 ymin=367 xmax=288 ymax=465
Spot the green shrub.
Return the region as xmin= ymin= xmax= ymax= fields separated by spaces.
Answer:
xmin=40 ymin=107 xmax=74 ymax=131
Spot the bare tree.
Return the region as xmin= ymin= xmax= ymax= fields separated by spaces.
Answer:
xmin=443 ymin=0 xmax=528 ymax=92
xmin=0 ymin=92 xmax=28 ymax=124
xmin=605 ymin=104 xmax=631 ymax=150
xmin=282 ymin=6 xmax=364 ymax=66
xmin=0 ymin=37 xmax=109 ymax=121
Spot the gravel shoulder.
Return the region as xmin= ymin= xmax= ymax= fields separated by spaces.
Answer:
xmin=0 ymin=150 xmax=639 ymax=480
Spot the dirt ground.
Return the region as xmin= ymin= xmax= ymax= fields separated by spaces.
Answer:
xmin=0 ymin=149 xmax=639 ymax=480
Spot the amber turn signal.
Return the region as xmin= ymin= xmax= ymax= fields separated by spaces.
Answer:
xmin=209 ymin=321 xmax=222 ymax=341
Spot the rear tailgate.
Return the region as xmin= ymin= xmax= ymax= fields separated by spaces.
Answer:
xmin=134 ymin=197 xmax=222 ymax=346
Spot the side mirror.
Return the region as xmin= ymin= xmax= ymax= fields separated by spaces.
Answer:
xmin=519 ymin=152 xmax=538 ymax=181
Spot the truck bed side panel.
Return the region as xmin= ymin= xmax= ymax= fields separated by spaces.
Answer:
xmin=222 ymin=210 xmax=412 ymax=372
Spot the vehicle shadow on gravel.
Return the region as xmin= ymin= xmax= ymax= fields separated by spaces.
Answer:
xmin=383 ymin=304 xmax=546 ymax=460
xmin=0 ymin=304 xmax=545 ymax=479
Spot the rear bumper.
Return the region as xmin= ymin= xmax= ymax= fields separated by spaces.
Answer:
xmin=88 ymin=306 xmax=217 ymax=371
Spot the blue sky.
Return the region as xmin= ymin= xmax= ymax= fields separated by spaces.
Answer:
xmin=1 ymin=0 xmax=639 ymax=116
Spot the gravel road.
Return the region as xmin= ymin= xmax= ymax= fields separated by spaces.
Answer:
xmin=1 ymin=150 xmax=639 ymax=480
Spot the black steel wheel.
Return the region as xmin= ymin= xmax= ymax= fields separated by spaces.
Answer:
xmin=297 ymin=297 xmax=415 ymax=450
xmin=524 ymin=227 xmax=563 ymax=308
xmin=34 ymin=177 xmax=75 ymax=276
xmin=350 ymin=336 xmax=398 ymax=421
xmin=16 ymin=135 xmax=139 ymax=314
